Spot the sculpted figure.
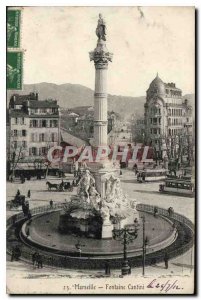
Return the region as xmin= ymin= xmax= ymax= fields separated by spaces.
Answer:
xmin=96 ymin=13 xmax=106 ymax=41
xmin=100 ymin=202 xmax=110 ymax=223
xmin=89 ymin=186 xmax=101 ymax=209
xmin=77 ymin=169 xmax=95 ymax=201
xmin=105 ymin=178 xmax=112 ymax=198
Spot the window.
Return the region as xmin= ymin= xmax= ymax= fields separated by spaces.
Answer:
xmin=14 ymin=130 xmax=17 ymax=137
xmin=15 ymin=118 xmax=18 ymax=124
xmin=31 ymin=133 xmax=37 ymax=142
xmin=33 ymin=120 xmax=38 ymax=128
xmin=31 ymin=147 xmax=37 ymax=156
xmin=153 ymin=118 xmax=157 ymax=125
xmin=50 ymin=120 xmax=57 ymax=127
xmin=22 ymin=130 xmax=26 ymax=137
xmin=13 ymin=141 xmax=17 ymax=149
xmin=51 ymin=133 xmax=57 ymax=142
xmin=41 ymin=147 xmax=47 ymax=155
xmin=39 ymin=133 xmax=45 ymax=142
xmin=53 ymin=120 xmax=58 ymax=127
xmin=150 ymin=118 xmax=152 ymax=124
xmin=153 ymin=129 xmax=157 ymax=134
xmin=42 ymin=120 xmax=47 ymax=127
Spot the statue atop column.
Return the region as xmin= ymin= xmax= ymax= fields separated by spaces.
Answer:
xmin=89 ymin=14 xmax=113 ymax=69
xmin=96 ymin=13 xmax=106 ymax=41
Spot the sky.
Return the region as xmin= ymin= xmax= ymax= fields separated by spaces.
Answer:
xmin=21 ymin=6 xmax=195 ymax=97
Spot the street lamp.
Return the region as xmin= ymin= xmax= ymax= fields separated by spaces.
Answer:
xmin=141 ymin=215 xmax=149 ymax=276
xmin=113 ymin=218 xmax=140 ymax=275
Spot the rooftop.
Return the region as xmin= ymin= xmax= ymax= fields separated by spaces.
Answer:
xmin=10 ymin=111 xmax=59 ymax=119
xmin=9 ymin=111 xmax=28 ymax=118
xmin=60 ymin=127 xmax=87 ymax=147
xmin=28 ymin=100 xmax=59 ymax=108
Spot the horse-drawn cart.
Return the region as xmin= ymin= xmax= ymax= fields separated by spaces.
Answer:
xmin=46 ymin=181 xmax=73 ymax=192
xmin=7 ymin=195 xmax=25 ymax=210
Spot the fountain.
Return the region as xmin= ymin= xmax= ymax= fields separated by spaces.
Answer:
xmin=58 ymin=14 xmax=139 ymax=239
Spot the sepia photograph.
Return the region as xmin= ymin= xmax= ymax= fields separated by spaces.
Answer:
xmin=6 ymin=5 xmax=195 ymax=295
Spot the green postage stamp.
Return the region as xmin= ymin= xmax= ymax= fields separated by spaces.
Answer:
xmin=7 ymin=51 xmax=23 ymax=90
xmin=7 ymin=9 xmax=21 ymax=48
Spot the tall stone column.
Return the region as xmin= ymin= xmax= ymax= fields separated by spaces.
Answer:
xmin=88 ymin=15 xmax=116 ymax=199
xmin=89 ymin=18 xmax=113 ymax=147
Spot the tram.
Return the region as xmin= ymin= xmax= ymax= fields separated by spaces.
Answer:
xmin=159 ymin=178 xmax=195 ymax=197
xmin=137 ymin=169 xmax=167 ymax=182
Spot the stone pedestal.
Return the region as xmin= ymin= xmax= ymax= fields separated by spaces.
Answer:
xmin=101 ymin=220 xmax=113 ymax=239
xmin=88 ymin=164 xmax=119 ymax=197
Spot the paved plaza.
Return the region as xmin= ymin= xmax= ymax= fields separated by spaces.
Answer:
xmin=6 ymin=169 xmax=194 ymax=278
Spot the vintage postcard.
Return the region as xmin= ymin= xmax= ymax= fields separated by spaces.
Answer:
xmin=6 ymin=6 xmax=195 ymax=294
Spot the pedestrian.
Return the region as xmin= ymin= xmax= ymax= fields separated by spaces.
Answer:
xmin=14 ymin=246 xmax=21 ymax=261
xmin=16 ymin=189 xmax=20 ymax=196
xmin=27 ymin=210 xmax=32 ymax=220
xmin=32 ymin=251 xmax=37 ymax=267
xmin=105 ymin=260 xmax=111 ymax=276
xmin=27 ymin=190 xmax=31 ymax=198
xmin=50 ymin=200 xmax=53 ymax=208
xmin=133 ymin=163 xmax=138 ymax=175
xmin=168 ymin=207 xmax=174 ymax=217
xmin=22 ymin=204 xmax=28 ymax=216
xmin=21 ymin=174 xmax=25 ymax=184
xmin=11 ymin=248 xmax=15 ymax=262
xmin=154 ymin=206 xmax=158 ymax=217
xmin=164 ymin=252 xmax=169 ymax=269
xmin=37 ymin=254 xmax=43 ymax=268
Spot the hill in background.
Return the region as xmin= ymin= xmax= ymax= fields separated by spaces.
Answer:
xmin=7 ymin=82 xmax=195 ymax=118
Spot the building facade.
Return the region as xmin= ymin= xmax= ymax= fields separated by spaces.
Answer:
xmin=8 ymin=93 xmax=60 ymax=173
xmin=144 ymin=74 xmax=193 ymax=158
